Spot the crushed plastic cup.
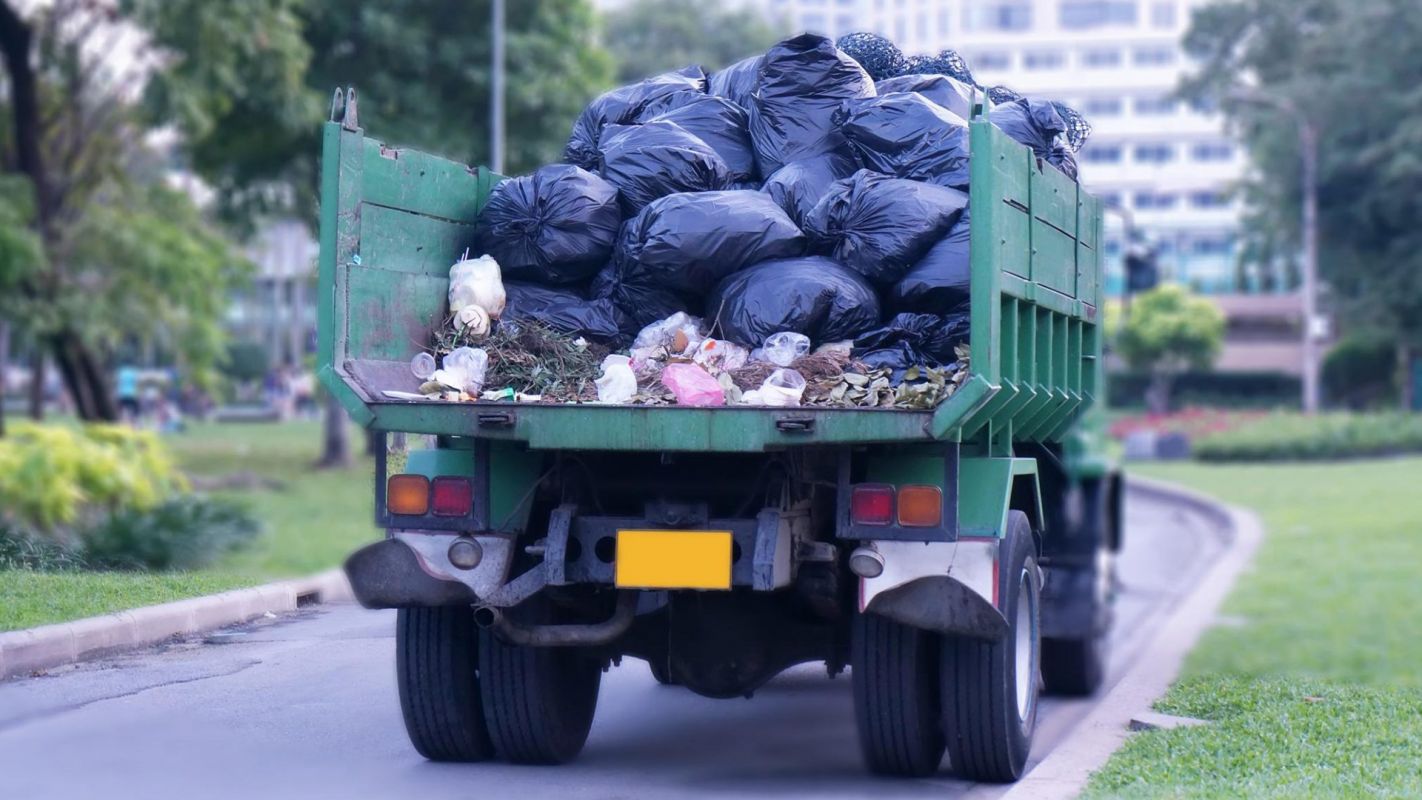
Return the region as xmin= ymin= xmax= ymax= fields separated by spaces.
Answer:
xmin=443 ymin=347 xmax=489 ymax=394
xmin=410 ymin=352 xmax=437 ymax=380
xmin=595 ymin=354 xmax=638 ymax=404
xmin=756 ymin=368 xmax=806 ymax=407
xmin=661 ymin=363 xmax=726 ymax=406
xmin=763 ymin=332 xmax=811 ymax=367
xmin=693 ymin=338 xmax=750 ymax=372
xmin=631 ymin=312 xmax=705 ymax=360
xmin=448 ymin=254 xmax=507 ymax=318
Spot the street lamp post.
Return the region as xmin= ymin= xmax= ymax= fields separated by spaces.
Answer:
xmin=490 ymin=0 xmax=506 ymax=175
xmin=1228 ymin=90 xmax=1321 ymax=414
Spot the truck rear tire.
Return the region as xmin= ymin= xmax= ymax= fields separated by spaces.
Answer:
xmin=1041 ymin=634 xmax=1105 ymax=696
xmin=478 ymin=603 xmax=602 ymax=764
xmin=395 ymin=607 xmax=495 ymax=762
xmin=851 ymin=611 xmax=945 ymax=776
xmin=941 ymin=510 xmax=1040 ymax=782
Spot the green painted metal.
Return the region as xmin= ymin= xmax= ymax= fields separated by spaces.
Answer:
xmin=957 ymin=456 xmax=1039 ymax=538
xmin=405 ymin=448 xmax=476 ymax=479
xmin=316 ymin=96 xmax=1104 ymax=455
xmin=401 ymin=444 xmax=544 ymax=534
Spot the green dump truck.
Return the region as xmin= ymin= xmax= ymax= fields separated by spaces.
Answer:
xmin=323 ymin=89 xmax=1121 ymax=782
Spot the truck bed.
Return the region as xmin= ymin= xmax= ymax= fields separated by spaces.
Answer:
xmin=317 ymin=90 xmax=1102 ymax=453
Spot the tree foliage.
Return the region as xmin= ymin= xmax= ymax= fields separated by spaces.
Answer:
xmin=1180 ymin=0 xmax=1422 ymax=371
xmin=1117 ymin=285 xmax=1225 ymax=412
xmin=604 ymin=0 xmax=785 ymax=83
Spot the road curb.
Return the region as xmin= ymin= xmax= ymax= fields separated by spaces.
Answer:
xmin=1000 ymin=476 xmax=1264 ymax=800
xmin=0 ymin=570 xmax=352 ymax=681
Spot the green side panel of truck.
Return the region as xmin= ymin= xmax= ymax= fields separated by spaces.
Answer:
xmin=316 ymin=96 xmax=1104 ymax=457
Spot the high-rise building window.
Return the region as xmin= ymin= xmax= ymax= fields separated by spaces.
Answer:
xmin=1191 ymin=235 xmax=1235 ymax=255
xmin=1191 ymin=141 xmax=1235 ymax=161
xmin=1134 ymin=191 xmax=1177 ymax=209
xmin=1190 ymin=191 xmax=1230 ymax=209
xmin=1084 ymin=144 xmax=1123 ymax=163
xmin=1134 ymin=143 xmax=1175 ymax=163
xmin=1150 ymin=1 xmax=1177 ymax=27
xmin=1083 ymin=97 xmax=1124 ymax=115
xmin=1083 ymin=49 xmax=1122 ymax=67
xmin=1135 ymin=96 xmax=1177 ymax=115
xmin=805 ymin=12 xmax=827 ymax=31
xmin=1132 ymin=46 xmax=1175 ymax=66
xmin=939 ymin=9 xmax=951 ymax=35
xmin=965 ymin=2 xmax=1033 ymax=32
xmin=1059 ymin=0 xmax=1139 ymax=29
xmin=836 ymin=13 xmax=855 ymax=32
xmin=1024 ymin=50 xmax=1066 ymax=70
xmin=972 ymin=51 xmax=1012 ymax=70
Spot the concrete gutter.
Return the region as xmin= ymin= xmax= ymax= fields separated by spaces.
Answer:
xmin=0 ymin=570 xmax=352 ymax=681
xmin=1001 ymin=476 xmax=1264 ymax=800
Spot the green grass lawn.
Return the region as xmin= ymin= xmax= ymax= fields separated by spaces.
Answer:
xmin=0 ymin=420 xmax=378 ymax=631
xmin=1085 ymin=457 xmax=1422 ymax=799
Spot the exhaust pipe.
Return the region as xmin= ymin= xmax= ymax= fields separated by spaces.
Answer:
xmin=478 ymin=591 xmax=637 ymax=647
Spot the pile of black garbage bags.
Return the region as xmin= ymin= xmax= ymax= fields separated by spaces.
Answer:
xmin=475 ymin=33 xmax=1086 ymax=375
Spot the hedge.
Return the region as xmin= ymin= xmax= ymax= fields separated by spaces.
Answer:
xmin=1193 ymin=412 xmax=1422 ymax=462
xmin=1108 ymin=370 xmax=1300 ymax=410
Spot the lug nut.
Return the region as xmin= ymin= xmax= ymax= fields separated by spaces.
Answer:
xmin=848 ymin=546 xmax=885 ymax=579
xmin=447 ymin=537 xmax=483 ymax=570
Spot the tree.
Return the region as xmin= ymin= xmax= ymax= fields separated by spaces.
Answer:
xmin=0 ymin=175 xmax=44 ymax=437
xmin=1117 ymin=285 xmax=1225 ymax=413
xmin=604 ymin=0 xmax=785 ymax=83
xmin=1180 ymin=0 xmax=1422 ymax=410
xmin=136 ymin=0 xmax=614 ymax=466
xmin=0 ymin=0 xmax=249 ymax=423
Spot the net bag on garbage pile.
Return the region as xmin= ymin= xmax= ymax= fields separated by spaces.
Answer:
xmin=708 ymin=256 xmax=881 ymax=347
xmin=598 ymin=121 xmax=732 ymax=215
xmin=708 ymin=54 xmax=763 ymax=110
xmin=749 ymin=33 xmax=875 ymax=176
xmin=564 ymin=66 xmax=707 ymax=170
xmin=902 ymin=49 xmax=975 ymax=85
xmin=614 ymin=190 xmax=806 ymax=301
xmin=874 ymin=73 xmax=975 ymax=120
xmin=803 ymin=169 xmax=968 ymax=286
xmin=836 ymin=92 xmax=971 ymax=188
xmin=643 ymin=95 xmax=758 ymax=185
xmin=760 ymin=151 xmax=859 ymax=229
xmin=502 ymin=282 xmax=629 ymax=346
xmin=474 ymin=165 xmax=622 ymax=285
xmin=852 ymin=312 xmax=971 ymax=376
xmin=887 ymin=208 xmax=971 ymax=315
xmin=990 ymin=98 xmax=1078 ymax=178
xmin=835 ymin=32 xmax=906 ymax=81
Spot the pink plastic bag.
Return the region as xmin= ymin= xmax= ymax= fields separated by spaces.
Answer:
xmin=661 ymin=363 xmax=726 ymax=406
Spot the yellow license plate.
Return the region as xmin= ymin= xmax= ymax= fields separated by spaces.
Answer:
xmin=614 ymin=530 xmax=733 ymax=590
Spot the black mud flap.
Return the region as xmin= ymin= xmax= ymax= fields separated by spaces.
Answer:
xmin=344 ymin=539 xmax=475 ymax=609
xmin=865 ymin=575 xmax=1008 ymax=640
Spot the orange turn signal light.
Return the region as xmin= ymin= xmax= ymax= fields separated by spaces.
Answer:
xmin=897 ymin=485 xmax=943 ymax=528
xmin=387 ymin=474 xmax=430 ymax=516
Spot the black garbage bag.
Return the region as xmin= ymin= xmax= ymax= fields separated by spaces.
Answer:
xmin=888 ymin=209 xmax=971 ymax=315
xmin=835 ymin=32 xmax=906 ymax=80
xmin=874 ymin=73 xmax=975 ymax=119
xmin=501 ymin=282 xmax=630 ymax=346
xmin=749 ymin=33 xmax=875 ymax=176
xmin=616 ymin=190 xmax=806 ymax=300
xmin=708 ymin=54 xmax=762 ymax=109
xmin=836 ymin=92 xmax=971 ymax=188
xmin=589 ymin=261 xmax=618 ymax=299
xmin=708 ymin=256 xmax=881 ymax=348
xmin=564 ymin=66 xmax=707 ymax=170
xmin=598 ymin=121 xmax=732 ymax=215
xmin=760 ymin=151 xmax=859 ymax=228
xmin=803 ymin=170 xmax=968 ymax=286
xmin=901 ymin=49 xmax=974 ymax=85
xmin=853 ymin=312 xmax=970 ymax=375
xmin=474 ymin=165 xmax=621 ymax=285
xmin=644 ymin=95 xmax=757 ymax=184
xmin=990 ymin=98 xmax=1077 ymax=178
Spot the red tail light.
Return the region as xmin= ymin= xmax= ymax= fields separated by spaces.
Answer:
xmin=851 ymin=485 xmax=895 ymax=525
xmin=431 ymin=477 xmax=474 ymax=516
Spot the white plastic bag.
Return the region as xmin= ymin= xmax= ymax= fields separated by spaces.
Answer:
xmin=455 ymin=304 xmax=492 ymax=337
xmin=442 ymin=347 xmax=489 ymax=394
xmin=693 ymin=338 xmax=750 ymax=372
xmin=748 ymin=368 xmax=806 ymax=407
xmin=448 ymin=254 xmax=507 ymax=318
xmin=595 ymin=354 xmax=637 ymax=403
xmin=630 ymin=312 xmax=704 ymax=364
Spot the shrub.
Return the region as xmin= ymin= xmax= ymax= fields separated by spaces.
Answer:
xmin=1193 ymin=412 xmax=1422 ymax=462
xmin=1322 ymin=331 xmax=1397 ymax=410
xmin=82 ymin=495 xmax=260 ymax=571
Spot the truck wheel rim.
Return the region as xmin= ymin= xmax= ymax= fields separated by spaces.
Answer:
xmin=1014 ymin=568 xmax=1038 ymax=719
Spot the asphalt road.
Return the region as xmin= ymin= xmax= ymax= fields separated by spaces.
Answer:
xmin=0 ymin=487 xmax=1221 ymax=800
